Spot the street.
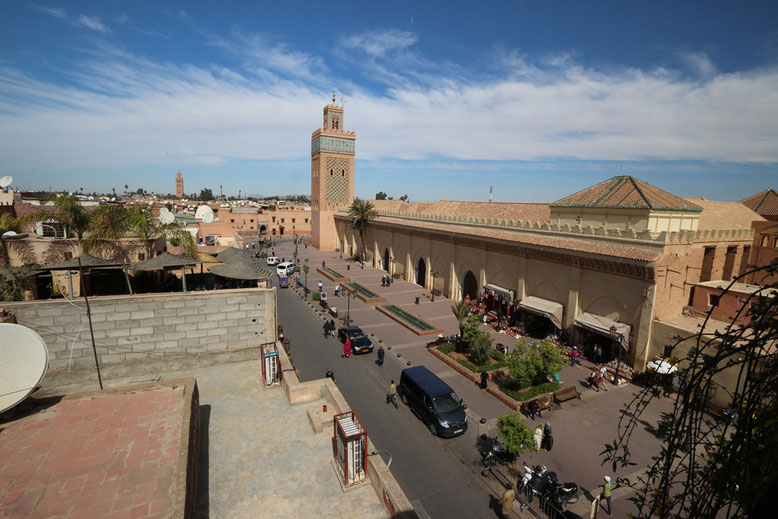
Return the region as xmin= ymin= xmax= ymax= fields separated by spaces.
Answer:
xmin=276 ymin=278 xmax=501 ymax=519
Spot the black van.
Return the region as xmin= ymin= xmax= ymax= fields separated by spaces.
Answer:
xmin=399 ymin=366 xmax=468 ymax=437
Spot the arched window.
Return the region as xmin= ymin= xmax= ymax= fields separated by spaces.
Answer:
xmin=330 ymin=169 xmax=333 ymax=176
xmin=761 ymin=235 xmax=769 ymax=247
xmin=342 ymin=170 xmax=345 ymax=176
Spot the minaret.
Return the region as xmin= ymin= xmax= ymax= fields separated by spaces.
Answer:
xmin=175 ymin=170 xmax=184 ymax=199
xmin=311 ymin=93 xmax=355 ymax=250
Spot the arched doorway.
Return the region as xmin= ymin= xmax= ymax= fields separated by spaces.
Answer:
xmin=416 ymin=258 xmax=426 ymax=287
xmin=462 ymin=271 xmax=477 ymax=300
xmin=383 ymin=249 xmax=390 ymax=272
xmin=259 ymin=225 xmax=267 ymax=235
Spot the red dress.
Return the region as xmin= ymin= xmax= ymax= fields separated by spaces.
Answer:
xmin=344 ymin=338 xmax=352 ymax=357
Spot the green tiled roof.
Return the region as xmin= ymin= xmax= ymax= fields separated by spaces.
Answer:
xmin=551 ymin=176 xmax=702 ymax=212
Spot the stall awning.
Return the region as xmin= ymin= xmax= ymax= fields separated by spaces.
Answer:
xmin=517 ymin=296 xmax=563 ymax=329
xmin=483 ymin=283 xmax=514 ymax=300
xmin=574 ymin=312 xmax=631 ymax=349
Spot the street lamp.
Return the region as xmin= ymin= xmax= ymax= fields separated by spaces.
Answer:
xmin=610 ymin=324 xmax=620 ymax=386
xmin=430 ymin=271 xmax=436 ymax=302
xmin=303 ymin=264 xmax=309 ymax=296
xmin=346 ymin=292 xmax=352 ymax=325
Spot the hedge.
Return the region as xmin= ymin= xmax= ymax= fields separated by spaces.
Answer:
xmin=436 ymin=343 xmax=509 ymax=373
xmin=499 ymin=381 xmax=561 ymax=402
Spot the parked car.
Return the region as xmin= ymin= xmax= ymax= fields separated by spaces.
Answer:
xmin=266 ymin=256 xmax=280 ymax=266
xmin=399 ymin=365 xmax=468 ymax=437
xmin=337 ymin=326 xmax=373 ymax=354
xmin=278 ymin=276 xmax=289 ymax=288
xmin=276 ymin=262 xmax=295 ymax=276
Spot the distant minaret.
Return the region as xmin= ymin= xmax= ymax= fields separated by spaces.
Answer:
xmin=175 ymin=170 xmax=184 ymax=199
xmin=311 ymin=92 xmax=356 ymax=250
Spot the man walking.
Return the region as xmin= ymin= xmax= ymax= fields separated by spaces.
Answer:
xmin=377 ymin=345 xmax=385 ymax=366
xmin=318 ymin=280 xmax=323 ymax=292
xmin=479 ymin=370 xmax=489 ymax=389
xmin=325 ymin=368 xmax=335 ymax=383
xmin=497 ymin=483 xmax=515 ymax=519
xmin=599 ymin=364 xmax=609 ymax=391
xmin=388 ymin=380 xmax=398 ymax=409
xmin=602 ymin=476 xmax=612 ymax=515
xmin=570 ymin=346 xmax=579 ymax=367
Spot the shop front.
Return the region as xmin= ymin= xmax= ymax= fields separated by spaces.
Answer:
xmin=573 ymin=312 xmax=631 ymax=364
xmin=480 ymin=283 xmax=515 ymax=322
xmin=516 ymin=296 xmax=564 ymax=340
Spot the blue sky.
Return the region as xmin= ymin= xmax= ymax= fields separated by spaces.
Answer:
xmin=1 ymin=1 xmax=776 ymax=202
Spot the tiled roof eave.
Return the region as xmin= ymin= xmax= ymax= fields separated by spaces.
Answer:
xmin=550 ymin=203 xmax=702 ymax=212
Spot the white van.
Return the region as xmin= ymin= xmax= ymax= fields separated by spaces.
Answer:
xmin=266 ymin=256 xmax=280 ymax=266
xmin=276 ymin=262 xmax=295 ymax=276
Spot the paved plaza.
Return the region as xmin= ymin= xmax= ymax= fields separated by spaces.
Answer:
xmin=274 ymin=238 xmax=676 ymax=518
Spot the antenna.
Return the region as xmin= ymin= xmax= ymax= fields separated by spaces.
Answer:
xmin=489 ymin=185 xmax=493 ymax=203
xmin=0 ymin=175 xmax=12 ymax=189
xmin=158 ymin=207 xmax=175 ymax=224
xmin=0 ymin=323 xmax=49 ymax=413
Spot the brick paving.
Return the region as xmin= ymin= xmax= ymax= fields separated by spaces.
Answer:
xmin=0 ymin=386 xmax=184 ymax=519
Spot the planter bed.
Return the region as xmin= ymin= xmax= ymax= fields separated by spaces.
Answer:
xmin=343 ymin=282 xmax=386 ymax=303
xmin=317 ymin=267 xmax=350 ymax=283
xmin=434 ymin=343 xmax=510 ymax=374
xmin=377 ymin=304 xmax=442 ymax=336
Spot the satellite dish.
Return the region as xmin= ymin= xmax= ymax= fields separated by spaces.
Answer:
xmin=158 ymin=207 xmax=175 ymax=225
xmin=196 ymin=205 xmax=214 ymax=223
xmin=0 ymin=176 xmax=12 ymax=188
xmin=2 ymin=231 xmax=18 ymax=238
xmin=0 ymin=323 xmax=49 ymax=413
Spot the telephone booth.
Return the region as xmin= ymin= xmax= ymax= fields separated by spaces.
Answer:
xmin=332 ymin=411 xmax=367 ymax=487
xmin=260 ymin=343 xmax=280 ymax=387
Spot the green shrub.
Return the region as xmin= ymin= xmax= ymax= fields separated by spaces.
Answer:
xmin=312 ymin=292 xmax=321 ymax=301
xmin=499 ymin=381 xmax=560 ymax=402
xmin=497 ymin=412 xmax=537 ymax=455
xmin=471 ymin=333 xmax=492 ymax=366
xmin=438 ymin=342 xmax=456 ymax=354
xmin=506 ymin=339 xmax=566 ymax=387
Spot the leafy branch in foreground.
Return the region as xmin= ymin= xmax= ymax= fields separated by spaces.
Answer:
xmin=602 ymin=260 xmax=778 ymax=518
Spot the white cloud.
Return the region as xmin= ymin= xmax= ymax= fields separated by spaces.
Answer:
xmin=76 ymin=14 xmax=111 ymax=33
xmin=341 ymin=29 xmax=418 ymax=57
xmin=33 ymin=5 xmax=66 ymax=19
xmin=0 ymin=33 xmax=776 ymax=177
xmin=679 ymin=51 xmax=717 ymax=78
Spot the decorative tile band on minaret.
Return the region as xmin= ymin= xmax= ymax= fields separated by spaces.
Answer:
xmin=311 ymin=94 xmax=356 ymax=251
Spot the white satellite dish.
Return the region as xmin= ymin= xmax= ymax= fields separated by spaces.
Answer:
xmin=2 ymin=231 xmax=18 ymax=238
xmin=158 ymin=207 xmax=175 ymax=225
xmin=196 ymin=205 xmax=214 ymax=223
xmin=0 ymin=176 xmax=12 ymax=188
xmin=0 ymin=323 xmax=49 ymax=413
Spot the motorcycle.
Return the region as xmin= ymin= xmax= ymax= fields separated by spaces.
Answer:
xmin=519 ymin=463 xmax=549 ymax=505
xmin=477 ymin=434 xmax=515 ymax=475
xmin=544 ymin=471 xmax=579 ymax=506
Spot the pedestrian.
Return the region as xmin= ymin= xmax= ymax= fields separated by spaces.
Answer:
xmin=318 ymin=280 xmax=323 ymax=292
xmin=343 ymin=338 xmax=351 ymax=358
xmin=334 ymin=284 xmax=340 ymax=296
xmin=593 ymin=344 xmax=602 ymax=364
xmin=542 ymin=422 xmax=553 ymax=451
xmin=528 ymin=399 xmax=541 ymax=420
xmin=533 ymin=425 xmax=543 ymax=451
xmin=388 ymin=380 xmax=398 ymax=409
xmin=589 ymin=367 xmax=600 ymax=391
xmin=599 ymin=365 xmax=609 ymax=391
xmin=381 ymin=275 xmax=386 ymax=287
xmin=377 ymin=345 xmax=385 ymax=366
xmin=325 ymin=368 xmax=335 ymax=383
xmin=480 ymin=370 xmax=489 ymax=389
xmin=322 ymin=260 xmax=326 ymax=268
xmin=497 ymin=482 xmax=515 ymax=519
xmin=570 ymin=346 xmax=579 ymax=367
xmin=323 ymin=320 xmax=330 ymax=338
xmin=602 ymin=476 xmax=612 ymax=515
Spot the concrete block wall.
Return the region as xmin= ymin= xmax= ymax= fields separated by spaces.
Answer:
xmin=2 ymin=288 xmax=276 ymax=371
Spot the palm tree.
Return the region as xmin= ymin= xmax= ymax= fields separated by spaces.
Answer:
xmin=347 ymin=197 xmax=378 ymax=262
xmin=21 ymin=194 xmax=92 ymax=242
xmin=124 ymin=207 xmax=197 ymax=259
xmin=451 ymin=300 xmax=470 ymax=352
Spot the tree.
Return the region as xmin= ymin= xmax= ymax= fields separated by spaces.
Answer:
xmin=602 ymin=262 xmax=778 ymax=519
xmin=375 ymin=191 xmax=388 ymax=200
xmin=471 ymin=332 xmax=493 ymax=366
xmin=124 ymin=207 xmax=197 ymax=258
xmin=497 ymin=412 xmax=537 ymax=455
xmin=399 ymin=194 xmax=409 ymax=202
xmin=21 ymin=194 xmax=91 ymax=241
xmin=506 ymin=340 xmax=566 ymax=387
xmin=198 ymin=188 xmax=215 ymax=201
xmin=451 ymin=300 xmax=470 ymax=350
xmin=347 ymin=197 xmax=378 ymax=262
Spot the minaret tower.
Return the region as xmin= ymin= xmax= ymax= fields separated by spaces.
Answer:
xmin=175 ymin=170 xmax=184 ymax=199
xmin=311 ymin=92 xmax=356 ymax=250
